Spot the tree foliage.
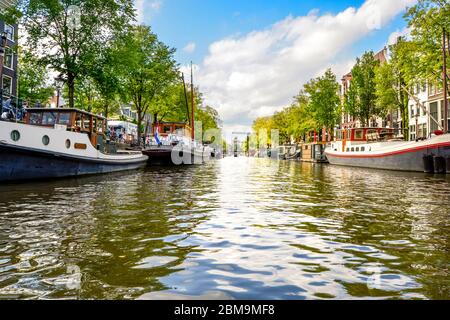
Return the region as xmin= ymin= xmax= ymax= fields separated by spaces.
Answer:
xmin=18 ymin=48 xmax=54 ymax=104
xmin=252 ymin=69 xmax=339 ymax=143
xmin=344 ymin=51 xmax=380 ymax=126
xmin=375 ymin=39 xmax=409 ymax=134
xmin=19 ymin=0 xmax=135 ymax=108
xmin=115 ymin=25 xmax=178 ymax=143
xmin=304 ymin=69 xmax=340 ymax=130
xmin=404 ymin=0 xmax=450 ymax=85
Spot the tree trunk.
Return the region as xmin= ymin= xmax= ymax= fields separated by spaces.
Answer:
xmin=104 ymin=103 xmax=109 ymax=119
xmin=68 ymin=73 xmax=75 ymax=109
xmin=137 ymin=109 xmax=142 ymax=148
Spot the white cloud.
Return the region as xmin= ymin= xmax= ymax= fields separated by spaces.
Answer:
xmin=134 ymin=0 xmax=163 ymax=24
xmin=195 ymin=0 xmax=417 ymax=135
xmin=150 ymin=1 xmax=163 ymax=12
xmin=183 ymin=42 xmax=197 ymax=54
xmin=134 ymin=0 xmax=145 ymax=24
xmin=387 ymin=27 xmax=411 ymax=46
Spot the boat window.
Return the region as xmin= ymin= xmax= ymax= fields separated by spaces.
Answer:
xmin=355 ymin=130 xmax=363 ymax=140
xmin=42 ymin=112 xmax=57 ymax=125
xmin=65 ymin=139 xmax=71 ymax=149
xmin=361 ymin=147 xmax=365 ymax=152
xmin=58 ymin=113 xmax=71 ymax=126
xmin=351 ymin=147 xmax=355 ymax=152
xmin=10 ymin=130 xmax=20 ymax=141
xmin=29 ymin=113 xmax=42 ymax=125
xmin=96 ymin=119 xmax=103 ymax=133
xmin=356 ymin=147 xmax=360 ymax=152
xmin=346 ymin=148 xmax=349 ymax=152
xmin=83 ymin=117 xmax=91 ymax=131
xmin=42 ymin=135 xmax=50 ymax=146
xmin=347 ymin=130 xmax=351 ymax=140
xmin=163 ymin=125 xmax=172 ymax=134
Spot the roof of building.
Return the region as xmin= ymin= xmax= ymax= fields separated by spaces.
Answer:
xmin=374 ymin=47 xmax=388 ymax=64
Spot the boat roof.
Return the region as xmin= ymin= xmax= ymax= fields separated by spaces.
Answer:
xmin=157 ymin=121 xmax=189 ymax=125
xmin=25 ymin=108 xmax=106 ymax=120
xmin=339 ymin=127 xmax=395 ymax=130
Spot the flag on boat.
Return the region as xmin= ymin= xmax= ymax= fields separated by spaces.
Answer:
xmin=154 ymin=126 xmax=162 ymax=145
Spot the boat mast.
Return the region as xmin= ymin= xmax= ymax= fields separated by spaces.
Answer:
xmin=443 ymin=28 xmax=448 ymax=133
xmin=181 ymin=73 xmax=190 ymax=126
xmin=190 ymin=62 xmax=195 ymax=140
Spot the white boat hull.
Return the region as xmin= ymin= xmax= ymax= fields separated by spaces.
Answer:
xmin=325 ymin=134 xmax=450 ymax=172
xmin=0 ymin=121 xmax=148 ymax=181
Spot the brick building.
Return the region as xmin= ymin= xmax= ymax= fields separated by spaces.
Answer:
xmin=0 ymin=18 xmax=18 ymax=99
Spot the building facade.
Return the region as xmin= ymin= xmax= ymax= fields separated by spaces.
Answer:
xmin=408 ymin=82 xmax=450 ymax=141
xmin=0 ymin=19 xmax=18 ymax=99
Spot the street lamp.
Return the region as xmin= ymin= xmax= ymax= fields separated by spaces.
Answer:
xmin=54 ymin=75 xmax=64 ymax=108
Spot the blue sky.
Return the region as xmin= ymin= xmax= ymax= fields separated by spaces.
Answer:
xmin=135 ymin=0 xmax=415 ymax=135
xmin=141 ymin=0 xmax=407 ymax=65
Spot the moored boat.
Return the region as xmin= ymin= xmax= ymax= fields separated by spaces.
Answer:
xmin=0 ymin=108 xmax=148 ymax=182
xmin=325 ymin=127 xmax=450 ymax=172
xmin=142 ymin=122 xmax=208 ymax=165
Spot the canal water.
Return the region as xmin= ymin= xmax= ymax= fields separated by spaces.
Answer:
xmin=0 ymin=157 xmax=449 ymax=300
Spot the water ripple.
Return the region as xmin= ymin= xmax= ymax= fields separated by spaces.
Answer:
xmin=0 ymin=158 xmax=449 ymax=299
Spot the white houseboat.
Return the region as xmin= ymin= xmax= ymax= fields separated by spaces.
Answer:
xmin=325 ymin=128 xmax=450 ymax=173
xmin=0 ymin=108 xmax=148 ymax=182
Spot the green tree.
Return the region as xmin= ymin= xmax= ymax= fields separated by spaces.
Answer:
xmin=116 ymin=25 xmax=178 ymax=144
xmin=345 ymin=51 xmax=380 ymax=126
xmin=19 ymin=0 xmax=135 ymax=108
xmin=287 ymin=90 xmax=315 ymax=140
xmin=18 ymin=48 xmax=53 ymax=104
xmin=404 ymin=0 xmax=450 ymax=85
xmin=272 ymin=109 xmax=290 ymax=144
xmin=151 ymin=83 xmax=188 ymax=123
xmin=304 ymin=69 xmax=340 ymax=131
xmin=90 ymin=45 xmax=122 ymax=118
xmin=375 ymin=39 xmax=410 ymax=137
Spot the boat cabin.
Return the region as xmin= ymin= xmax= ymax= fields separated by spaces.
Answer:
xmin=153 ymin=122 xmax=192 ymax=138
xmin=335 ymin=128 xmax=396 ymax=142
xmin=23 ymin=108 xmax=107 ymax=149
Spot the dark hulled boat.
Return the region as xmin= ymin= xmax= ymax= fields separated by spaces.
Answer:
xmin=0 ymin=108 xmax=148 ymax=182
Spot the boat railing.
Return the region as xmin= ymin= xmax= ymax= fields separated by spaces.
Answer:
xmin=1 ymin=94 xmax=26 ymax=123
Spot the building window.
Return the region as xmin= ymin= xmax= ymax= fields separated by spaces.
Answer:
xmin=4 ymin=25 xmax=14 ymax=41
xmin=4 ymin=47 xmax=14 ymax=69
xmin=430 ymin=102 xmax=438 ymax=133
xmin=2 ymin=75 xmax=12 ymax=96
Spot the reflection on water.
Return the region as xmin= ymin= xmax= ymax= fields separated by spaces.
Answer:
xmin=0 ymin=158 xmax=449 ymax=300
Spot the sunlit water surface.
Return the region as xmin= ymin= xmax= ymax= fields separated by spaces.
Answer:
xmin=0 ymin=157 xmax=449 ymax=300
